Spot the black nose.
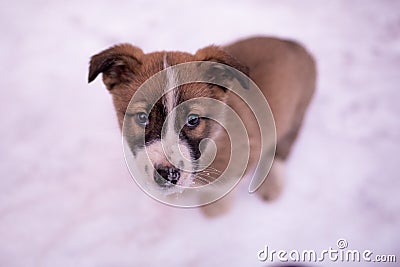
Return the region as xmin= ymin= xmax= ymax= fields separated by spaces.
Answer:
xmin=154 ymin=165 xmax=180 ymax=187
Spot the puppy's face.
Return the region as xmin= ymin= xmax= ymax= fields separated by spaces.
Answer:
xmin=89 ymin=44 xmax=248 ymax=194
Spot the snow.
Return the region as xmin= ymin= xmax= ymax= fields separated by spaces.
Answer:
xmin=1 ymin=0 xmax=399 ymax=266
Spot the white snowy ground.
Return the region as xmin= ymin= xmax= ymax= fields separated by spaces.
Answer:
xmin=1 ymin=0 xmax=399 ymax=266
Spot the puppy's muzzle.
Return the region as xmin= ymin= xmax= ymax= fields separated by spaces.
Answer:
xmin=154 ymin=165 xmax=181 ymax=187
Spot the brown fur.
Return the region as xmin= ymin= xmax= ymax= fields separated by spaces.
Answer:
xmin=224 ymin=37 xmax=316 ymax=160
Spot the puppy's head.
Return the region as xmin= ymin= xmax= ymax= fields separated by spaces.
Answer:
xmin=88 ymin=43 xmax=248 ymax=194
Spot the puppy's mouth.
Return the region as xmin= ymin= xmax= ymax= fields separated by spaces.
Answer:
xmin=152 ymin=165 xmax=220 ymax=188
xmin=153 ymin=165 xmax=181 ymax=188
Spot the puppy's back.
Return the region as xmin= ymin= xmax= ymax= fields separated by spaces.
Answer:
xmin=224 ymin=36 xmax=316 ymax=160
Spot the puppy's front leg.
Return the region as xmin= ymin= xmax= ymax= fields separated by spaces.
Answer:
xmin=256 ymin=158 xmax=285 ymax=201
xmin=200 ymin=186 xmax=238 ymax=217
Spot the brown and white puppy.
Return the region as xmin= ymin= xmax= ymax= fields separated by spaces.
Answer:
xmin=88 ymin=36 xmax=316 ymax=216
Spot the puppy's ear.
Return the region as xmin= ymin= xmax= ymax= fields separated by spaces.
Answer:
xmin=195 ymin=45 xmax=250 ymax=90
xmin=88 ymin=44 xmax=144 ymax=90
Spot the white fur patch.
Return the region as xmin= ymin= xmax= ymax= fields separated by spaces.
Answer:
xmin=162 ymin=54 xmax=193 ymax=172
xmin=132 ymin=55 xmax=194 ymax=194
xmin=162 ymin=53 xmax=179 ymax=146
xmin=163 ymin=53 xmax=178 ymax=113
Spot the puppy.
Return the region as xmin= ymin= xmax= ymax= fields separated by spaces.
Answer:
xmin=88 ymin=36 xmax=316 ymax=216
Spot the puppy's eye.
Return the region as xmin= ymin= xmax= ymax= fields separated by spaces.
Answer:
xmin=135 ymin=112 xmax=149 ymax=126
xmin=186 ymin=114 xmax=200 ymax=127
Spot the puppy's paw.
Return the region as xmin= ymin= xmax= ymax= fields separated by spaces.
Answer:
xmin=200 ymin=189 xmax=236 ymax=217
xmin=201 ymin=198 xmax=234 ymax=217
xmin=257 ymin=159 xmax=285 ymax=201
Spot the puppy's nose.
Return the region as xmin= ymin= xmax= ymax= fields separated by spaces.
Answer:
xmin=154 ymin=165 xmax=181 ymax=187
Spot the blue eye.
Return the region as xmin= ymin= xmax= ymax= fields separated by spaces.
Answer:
xmin=186 ymin=114 xmax=200 ymax=127
xmin=135 ymin=112 xmax=149 ymax=126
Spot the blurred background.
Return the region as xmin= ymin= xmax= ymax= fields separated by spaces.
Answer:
xmin=1 ymin=0 xmax=399 ymax=266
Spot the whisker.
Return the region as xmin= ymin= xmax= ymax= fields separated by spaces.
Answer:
xmin=193 ymin=173 xmax=225 ymax=187
xmin=192 ymin=176 xmax=212 ymax=186
xmin=199 ymin=170 xmax=221 ymax=174
xmin=194 ymin=173 xmax=213 ymax=182
xmin=195 ymin=165 xmax=222 ymax=171
xmin=195 ymin=166 xmax=222 ymax=174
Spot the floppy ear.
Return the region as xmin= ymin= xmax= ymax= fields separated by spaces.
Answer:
xmin=88 ymin=44 xmax=144 ymax=90
xmin=195 ymin=45 xmax=250 ymax=90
